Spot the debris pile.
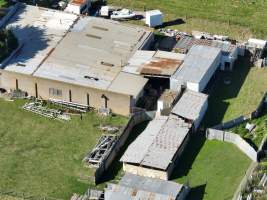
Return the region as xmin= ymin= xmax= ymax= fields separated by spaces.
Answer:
xmin=83 ymin=135 xmax=117 ymax=168
xmin=22 ymin=101 xmax=71 ymax=121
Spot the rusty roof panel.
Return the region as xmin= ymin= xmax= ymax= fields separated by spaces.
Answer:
xmin=140 ymin=58 xmax=183 ymax=76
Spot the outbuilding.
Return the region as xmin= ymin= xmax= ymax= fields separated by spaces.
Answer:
xmin=0 ymin=5 xmax=154 ymax=116
xmin=145 ymin=10 xmax=163 ymax=27
xmin=120 ymin=115 xmax=191 ymax=180
xmin=170 ymin=45 xmax=221 ymax=92
xmin=64 ymin=0 xmax=91 ymax=14
xmin=171 ymin=90 xmax=208 ymax=131
xmin=105 ymin=173 xmax=190 ymax=200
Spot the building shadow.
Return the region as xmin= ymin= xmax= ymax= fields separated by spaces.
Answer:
xmin=202 ymin=54 xmax=253 ymax=127
xmin=186 ymin=184 xmax=207 ymax=200
xmin=1 ymin=4 xmax=49 ymax=68
xmin=155 ymin=18 xmax=185 ymax=29
xmin=97 ymin=121 xmax=149 ymax=184
xmin=170 ymin=134 xmax=206 ymax=179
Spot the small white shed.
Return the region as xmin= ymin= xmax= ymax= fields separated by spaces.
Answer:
xmin=145 ymin=10 xmax=163 ymax=27
xmin=64 ymin=0 xmax=91 ymax=15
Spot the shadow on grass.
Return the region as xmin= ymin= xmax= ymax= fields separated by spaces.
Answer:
xmin=171 ymin=134 xmax=206 ymax=180
xmin=155 ymin=18 xmax=185 ymax=29
xmin=202 ymin=55 xmax=252 ymax=127
xmin=187 ymin=184 xmax=207 ymax=200
xmin=97 ymin=121 xmax=149 ymax=184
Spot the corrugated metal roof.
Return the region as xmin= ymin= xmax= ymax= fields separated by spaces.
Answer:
xmin=2 ymin=5 xmax=78 ymax=75
xmin=105 ymin=184 xmax=172 ymax=200
xmin=105 ymin=173 xmax=184 ymax=200
xmin=172 ymin=45 xmax=221 ymax=84
xmin=120 ymin=115 xmax=190 ymax=170
xmin=108 ymin=72 xmax=148 ymax=97
xmin=123 ymin=50 xmax=184 ymax=77
xmin=120 ymin=173 xmax=183 ymax=197
xmin=32 ymin=17 xmax=152 ymax=95
xmin=175 ymin=36 xmax=236 ymax=54
xmin=171 ymin=90 xmax=208 ymax=120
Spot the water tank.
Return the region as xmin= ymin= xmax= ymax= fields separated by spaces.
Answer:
xmin=145 ymin=10 xmax=163 ymax=27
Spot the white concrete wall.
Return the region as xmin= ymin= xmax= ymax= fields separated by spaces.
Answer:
xmin=220 ymin=48 xmax=238 ymax=71
xmin=198 ymin=51 xmax=221 ymax=92
xmin=186 ymin=82 xmax=199 ymax=92
xmin=123 ymin=163 xmax=168 ymax=180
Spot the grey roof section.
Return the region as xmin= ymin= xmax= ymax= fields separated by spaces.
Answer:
xmin=171 ymin=90 xmax=208 ymax=120
xmin=105 ymin=184 xmax=173 ymax=200
xmin=120 ymin=173 xmax=183 ymax=197
xmin=172 ymin=45 xmax=221 ymax=84
xmin=123 ymin=50 xmax=185 ymax=76
xmin=105 ymin=173 xmax=184 ymax=200
xmin=108 ymin=72 xmax=148 ymax=97
xmin=34 ymin=17 xmax=151 ymax=94
xmin=2 ymin=5 xmax=77 ymax=74
xmin=120 ymin=115 xmax=190 ymax=170
xmin=175 ymin=36 xmax=236 ymax=55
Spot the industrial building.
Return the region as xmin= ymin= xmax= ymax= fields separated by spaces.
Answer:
xmin=105 ymin=173 xmax=189 ymax=200
xmin=170 ymin=45 xmax=221 ymax=92
xmin=171 ymin=90 xmax=208 ymax=131
xmin=120 ymin=115 xmax=191 ymax=180
xmin=0 ymin=4 xmax=154 ymax=116
xmin=174 ymin=35 xmax=240 ymax=70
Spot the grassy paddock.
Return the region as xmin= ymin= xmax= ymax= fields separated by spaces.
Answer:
xmin=0 ymin=0 xmax=7 ymax=7
xmin=172 ymin=136 xmax=251 ymax=200
xmin=230 ymin=108 xmax=267 ymax=149
xmin=0 ymin=99 xmax=128 ymax=200
xmin=203 ymin=57 xmax=267 ymax=127
xmin=108 ymin=0 xmax=267 ymax=39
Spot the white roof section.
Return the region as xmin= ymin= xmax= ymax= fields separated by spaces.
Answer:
xmin=120 ymin=115 xmax=190 ymax=170
xmin=172 ymin=45 xmax=221 ymax=84
xmin=248 ymin=38 xmax=267 ymax=49
xmin=108 ymin=72 xmax=148 ymax=97
xmin=33 ymin=17 xmax=151 ymax=94
xmin=171 ymin=90 xmax=208 ymax=121
xmin=146 ymin=10 xmax=162 ymax=16
xmin=2 ymin=4 xmax=77 ymax=74
xmin=105 ymin=173 xmax=184 ymax=200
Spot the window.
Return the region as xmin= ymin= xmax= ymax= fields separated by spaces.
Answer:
xmin=49 ymin=88 xmax=62 ymax=96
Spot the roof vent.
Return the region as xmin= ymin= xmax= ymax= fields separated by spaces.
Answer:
xmin=84 ymin=75 xmax=99 ymax=81
xmin=16 ymin=62 xmax=26 ymax=67
xmin=101 ymin=61 xmax=114 ymax=67
xmin=92 ymin=26 xmax=108 ymax=31
xmin=86 ymin=34 xmax=102 ymax=39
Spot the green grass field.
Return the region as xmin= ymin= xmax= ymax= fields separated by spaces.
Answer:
xmin=0 ymin=0 xmax=7 ymax=7
xmin=108 ymin=0 xmax=267 ymax=40
xmin=203 ymin=57 xmax=267 ymax=127
xmin=0 ymin=99 xmax=128 ymax=200
xmin=172 ymin=136 xmax=251 ymax=200
xmin=230 ymin=108 xmax=267 ymax=149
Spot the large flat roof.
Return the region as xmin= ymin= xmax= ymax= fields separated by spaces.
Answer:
xmin=120 ymin=115 xmax=190 ymax=170
xmin=172 ymin=90 xmax=208 ymax=121
xmin=33 ymin=16 xmax=151 ymax=95
xmin=1 ymin=4 xmax=78 ymax=74
xmin=172 ymin=45 xmax=221 ymax=84
xmin=2 ymin=5 xmax=151 ymax=96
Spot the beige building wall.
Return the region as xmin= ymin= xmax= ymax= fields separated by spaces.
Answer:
xmin=123 ymin=163 xmax=168 ymax=180
xmin=0 ymin=70 xmax=131 ymax=116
